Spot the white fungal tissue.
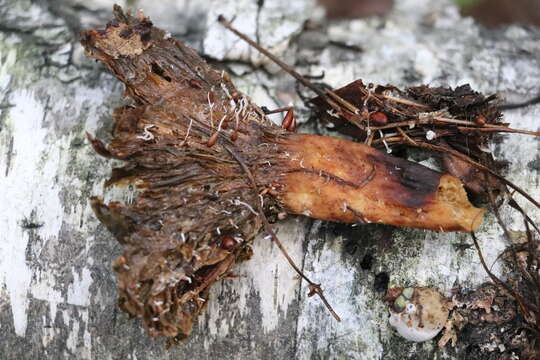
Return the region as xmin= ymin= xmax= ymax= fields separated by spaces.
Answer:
xmin=388 ymin=287 xmax=449 ymax=342
xmin=425 ymin=130 xmax=436 ymax=141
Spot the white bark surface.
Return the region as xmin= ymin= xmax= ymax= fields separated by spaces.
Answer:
xmin=0 ymin=0 xmax=539 ymax=359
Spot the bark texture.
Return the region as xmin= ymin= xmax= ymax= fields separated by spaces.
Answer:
xmin=0 ymin=0 xmax=539 ymax=359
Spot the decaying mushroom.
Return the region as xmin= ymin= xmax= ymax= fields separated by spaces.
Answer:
xmin=81 ymin=7 xmax=486 ymax=343
xmin=387 ymin=287 xmax=450 ymax=342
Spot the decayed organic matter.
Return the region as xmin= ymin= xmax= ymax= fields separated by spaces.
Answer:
xmin=82 ymin=7 xmax=487 ymax=344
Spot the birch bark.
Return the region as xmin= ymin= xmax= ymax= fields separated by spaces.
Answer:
xmin=0 ymin=0 xmax=538 ymax=358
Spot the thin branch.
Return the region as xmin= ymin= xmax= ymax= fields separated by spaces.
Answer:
xmin=486 ymin=186 xmax=536 ymax=289
xmin=365 ymin=129 xmax=375 ymax=146
xmin=457 ymin=126 xmax=540 ymax=136
xmin=397 ymin=127 xmax=418 ymax=146
xmin=261 ymin=106 xmax=293 ymax=115
xmin=508 ymin=196 xmax=540 ymax=235
xmin=523 ymin=220 xmax=540 ymax=291
xmin=381 ymin=94 xmax=430 ymax=109
xmin=372 ymin=120 xmax=418 ymax=131
xmin=470 ymin=232 xmax=532 ymax=320
xmin=370 ymin=115 xmax=540 ymax=136
xmin=325 ymin=88 xmax=360 ymax=114
xmin=218 ymin=16 xmax=327 ymax=100
xmin=500 ymin=94 xmax=540 ymax=110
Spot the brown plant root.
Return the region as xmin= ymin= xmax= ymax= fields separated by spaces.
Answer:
xmin=82 ymin=6 xmax=485 ymax=343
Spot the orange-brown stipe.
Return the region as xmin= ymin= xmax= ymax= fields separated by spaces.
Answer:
xmin=82 ymin=7 xmax=488 ymax=344
xmin=279 ymin=134 xmax=485 ymax=232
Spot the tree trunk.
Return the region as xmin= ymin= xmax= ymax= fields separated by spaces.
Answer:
xmin=0 ymin=0 xmax=539 ymax=358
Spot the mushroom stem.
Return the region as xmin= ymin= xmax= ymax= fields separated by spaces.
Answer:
xmin=80 ymin=6 xmax=485 ymax=343
xmin=279 ymin=134 xmax=484 ymax=232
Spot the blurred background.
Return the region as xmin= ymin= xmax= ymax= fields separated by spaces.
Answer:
xmin=120 ymin=0 xmax=540 ymax=27
xmin=318 ymin=0 xmax=540 ymax=27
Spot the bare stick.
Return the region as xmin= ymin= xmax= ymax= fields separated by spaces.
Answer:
xmin=262 ymin=106 xmax=293 ymax=115
xmin=456 ymin=126 xmax=540 ymax=136
xmin=325 ymin=88 xmax=360 ymax=114
xmin=485 ymin=183 xmax=537 ymax=287
xmin=397 ymin=127 xmax=418 ymax=146
xmin=508 ymin=195 xmax=540 ymax=235
xmin=218 ymin=16 xmax=327 ymax=100
xmin=523 ymin=220 xmax=540 ymax=291
xmin=381 ymin=94 xmax=430 ymax=109
xmin=500 ymin=94 xmax=540 ymax=110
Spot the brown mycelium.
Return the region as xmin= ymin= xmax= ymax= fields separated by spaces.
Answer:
xmin=82 ymin=7 xmax=484 ymax=344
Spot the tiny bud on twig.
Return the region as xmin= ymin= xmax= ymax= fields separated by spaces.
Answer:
xmin=370 ymin=111 xmax=388 ymax=126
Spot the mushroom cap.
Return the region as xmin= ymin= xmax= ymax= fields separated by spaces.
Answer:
xmin=389 ymin=287 xmax=450 ymax=342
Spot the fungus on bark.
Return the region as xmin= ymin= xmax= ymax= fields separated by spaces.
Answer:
xmin=81 ymin=7 xmax=486 ymax=344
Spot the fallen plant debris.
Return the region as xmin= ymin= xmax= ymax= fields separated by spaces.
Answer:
xmin=220 ymin=16 xmax=540 ymax=356
xmin=218 ymin=16 xmax=539 ymax=205
xmin=439 ymin=280 xmax=538 ymax=359
xmin=81 ymin=6 xmax=539 ymax=348
xmin=306 ymin=63 xmax=540 ymax=360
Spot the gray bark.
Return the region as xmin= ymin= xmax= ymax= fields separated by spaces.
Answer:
xmin=0 ymin=0 xmax=539 ymax=359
